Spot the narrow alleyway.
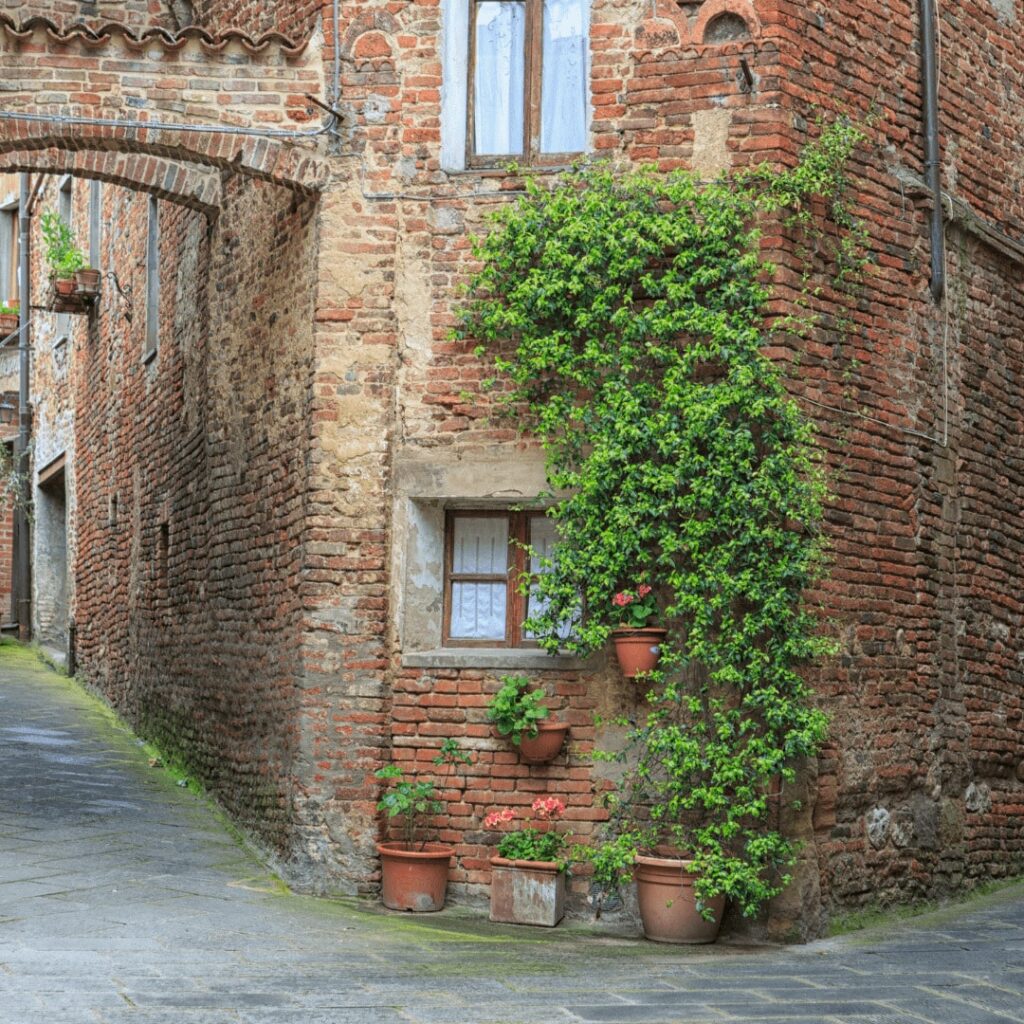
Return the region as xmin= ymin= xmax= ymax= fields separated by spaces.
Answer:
xmin=1 ymin=644 xmax=1023 ymax=1024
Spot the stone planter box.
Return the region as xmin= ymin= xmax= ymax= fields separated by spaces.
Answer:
xmin=489 ymin=857 xmax=566 ymax=927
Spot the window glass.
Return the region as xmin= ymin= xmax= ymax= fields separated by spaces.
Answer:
xmin=1 ymin=208 xmax=18 ymax=307
xmin=450 ymin=582 xmax=508 ymax=639
xmin=144 ymin=196 xmax=159 ymax=360
xmin=525 ymin=515 xmax=577 ymax=640
xmin=540 ymin=0 xmax=587 ymax=153
xmin=452 ymin=515 xmax=509 ymax=574
xmin=474 ymin=1 xmax=526 ymax=155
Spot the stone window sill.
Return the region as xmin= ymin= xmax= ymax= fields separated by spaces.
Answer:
xmin=401 ymin=648 xmax=599 ymax=671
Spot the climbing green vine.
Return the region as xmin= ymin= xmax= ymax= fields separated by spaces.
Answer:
xmin=456 ymin=121 xmax=867 ymax=918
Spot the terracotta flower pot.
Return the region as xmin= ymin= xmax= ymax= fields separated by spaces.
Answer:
xmin=54 ymin=277 xmax=76 ymax=297
xmin=517 ymin=721 xmax=569 ymax=764
xmin=74 ymin=268 xmax=101 ymax=295
xmin=376 ymin=841 xmax=454 ymax=912
xmin=0 ymin=313 xmax=18 ymax=336
xmin=490 ymin=857 xmax=566 ymax=927
xmin=612 ymin=627 xmax=667 ymax=678
xmin=634 ymin=854 xmax=724 ymax=944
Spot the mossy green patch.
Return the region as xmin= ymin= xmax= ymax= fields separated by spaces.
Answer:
xmin=829 ymin=875 xmax=1024 ymax=940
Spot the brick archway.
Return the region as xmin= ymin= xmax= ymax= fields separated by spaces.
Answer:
xmin=0 ymin=147 xmax=222 ymax=217
xmin=0 ymin=130 xmax=331 ymax=199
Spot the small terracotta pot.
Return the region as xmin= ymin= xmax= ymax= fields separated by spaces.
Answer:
xmin=54 ymin=277 xmax=76 ymax=297
xmin=517 ymin=721 xmax=569 ymax=764
xmin=634 ymin=854 xmax=724 ymax=944
xmin=490 ymin=857 xmax=566 ymax=927
xmin=0 ymin=313 xmax=18 ymax=336
xmin=377 ymin=841 xmax=454 ymax=912
xmin=74 ymin=268 xmax=101 ymax=294
xmin=612 ymin=627 xmax=667 ymax=678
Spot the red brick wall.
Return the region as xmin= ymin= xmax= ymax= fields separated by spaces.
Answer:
xmin=301 ymin=0 xmax=1024 ymax=933
xmin=194 ymin=0 xmax=324 ymax=39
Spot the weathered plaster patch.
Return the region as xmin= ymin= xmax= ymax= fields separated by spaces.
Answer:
xmin=691 ymin=108 xmax=732 ymax=178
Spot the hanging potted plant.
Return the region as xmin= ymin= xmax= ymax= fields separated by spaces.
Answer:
xmin=0 ymin=302 xmax=19 ymax=337
xmin=40 ymin=210 xmax=87 ymax=298
xmin=485 ymin=796 xmax=571 ymax=927
xmin=375 ymin=739 xmax=471 ymax=912
xmin=487 ymin=675 xmax=568 ymax=764
xmin=610 ymin=583 xmax=665 ymax=678
xmin=74 ymin=265 xmax=101 ymax=298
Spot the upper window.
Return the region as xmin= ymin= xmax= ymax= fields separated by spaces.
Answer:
xmin=443 ymin=509 xmax=569 ymax=647
xmin=443 ymin=0 xmax=590 ymax=170
xmin=469 ymin=0 xmax=588 ymax=163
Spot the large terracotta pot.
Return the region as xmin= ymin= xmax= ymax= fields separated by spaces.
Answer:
xmin=490 ymin=857 xmax=566 ymax=927
xmin=517 ymin=721 xmax=569 ymax=764
xmin=612 ymin=628 xmax=667 ymax=678
xmin=634 ymin=854 xmax=724 ymax=944
xmin=377 ymin=842 xmax=454 ymax=912
xmin=0 ymin=313 xmax=18 ymax=337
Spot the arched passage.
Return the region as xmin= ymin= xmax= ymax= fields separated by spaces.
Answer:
xmin=0 ymin=130 xmax=331 ymax=198
xmin=0 ymin=147 xmax=222 ymax=217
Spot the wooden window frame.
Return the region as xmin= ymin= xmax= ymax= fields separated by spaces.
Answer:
xmin=442 ymin=509 xmax=549 ymax=648
xmin=466 ymin=0 xmax=585 ymax=168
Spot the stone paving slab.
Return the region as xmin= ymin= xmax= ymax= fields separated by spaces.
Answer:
xmin=3 ymin=643 xmax=1024 ymax=1024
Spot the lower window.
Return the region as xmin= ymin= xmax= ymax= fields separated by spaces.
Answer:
xmin=443 ymin=509 xmax=562 ymax=647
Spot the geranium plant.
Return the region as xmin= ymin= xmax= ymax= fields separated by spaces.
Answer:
xmin=484 ymin=796 xmax=571 ymax=865
xmin=458 ymin=120 xmax=868 ymax=917
xmin=611 ymin=584 xmax=656 ymax=630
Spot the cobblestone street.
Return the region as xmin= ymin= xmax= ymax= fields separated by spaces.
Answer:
xmin=2 ymin=645 xmax=1023 ymax=1024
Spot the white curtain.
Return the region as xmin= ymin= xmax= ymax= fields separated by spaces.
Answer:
xmin=450 ymin=517 xmax=509 ymax=639
xmin=474 ymin=2 xmax=526 ymax=155
xmin=540 ymin=0 xmax=588 ymax=153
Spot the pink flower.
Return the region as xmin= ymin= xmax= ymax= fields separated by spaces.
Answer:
xmin=532 ymin=796 xmax=566 ymax=820
xmin=483 ymin=808 xmax=517 ymax=829
xmin=637 ymin=584 xmax=652 ymax=597
xmin=612 ymin=591 xmax=633 ymax=607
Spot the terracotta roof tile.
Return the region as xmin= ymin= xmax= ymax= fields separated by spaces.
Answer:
xmin=0 ymin=15 xmax=309 ymax=57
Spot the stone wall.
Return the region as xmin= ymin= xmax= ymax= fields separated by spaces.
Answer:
xmin=67 ymin=172 xmax=319 ymax=862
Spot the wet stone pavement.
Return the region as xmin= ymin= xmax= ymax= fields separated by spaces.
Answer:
xmin=2 ymin=644 xmax=1024 ymax=1024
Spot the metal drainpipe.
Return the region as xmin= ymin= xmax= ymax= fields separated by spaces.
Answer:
xmin=919 ymin=0 xmax=945 ymax=302
xmin=14 ymin=173 xmax=31 ymax=639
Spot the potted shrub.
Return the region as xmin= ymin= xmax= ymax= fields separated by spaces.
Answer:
xmin=485 ymin=796 xmax=571 ymax=927
xmin=0 ymin=302 xmax=18 ymax=337
xmin=588 ymin=831 xmax=725 ymax=944
xmin=375 ymin=739 xmax=471 ymax=912
xmin=40 ymin=210 xmax=86 ymax=297
xmin=487 ymin=675 xmax=568 ymax=764
xmin=609 ymin=583 xmax=666 ymax=678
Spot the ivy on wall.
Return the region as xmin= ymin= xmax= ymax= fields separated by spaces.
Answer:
xmin=457 ymin=122 xmax=867 ymax=917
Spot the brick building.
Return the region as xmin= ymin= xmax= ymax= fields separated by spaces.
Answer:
xmin=0 ymin=0 xmax=1021 ymax=939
